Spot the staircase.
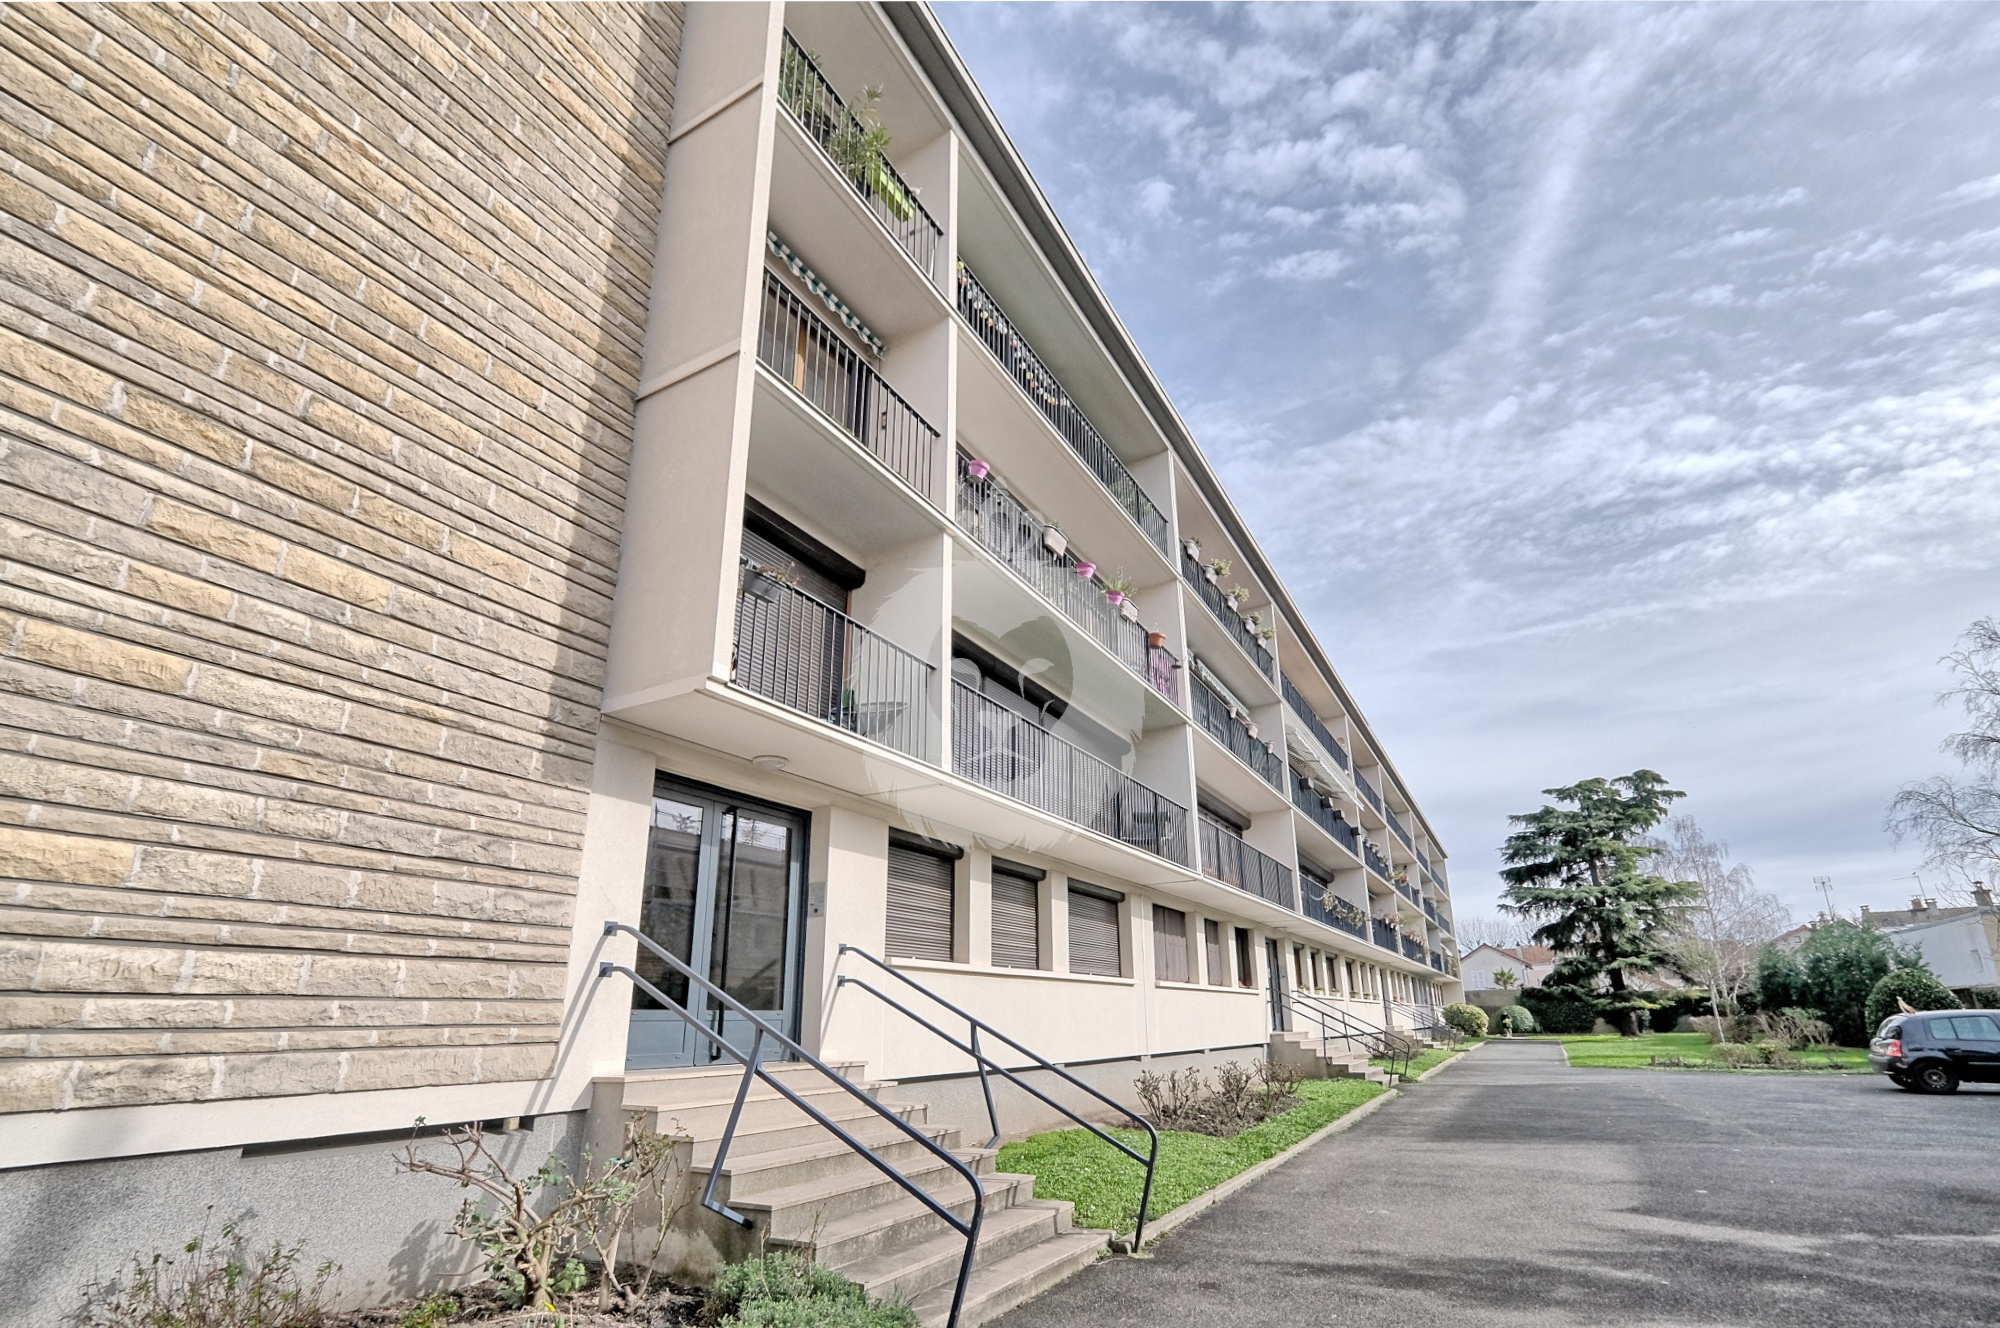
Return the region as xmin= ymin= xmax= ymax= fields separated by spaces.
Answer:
xmin=620 ymin=1061 xmax=1108 ymax=1327
xmin=1268 ymin=1029 xmax=1390 ymax=1083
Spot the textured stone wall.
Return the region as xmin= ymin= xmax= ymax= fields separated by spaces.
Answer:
xmin=0 ymin=2 xmax=681 ymax=1113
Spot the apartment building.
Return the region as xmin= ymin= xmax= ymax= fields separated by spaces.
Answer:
xmin=1 ymin=4 xmax=1455 ymax=1323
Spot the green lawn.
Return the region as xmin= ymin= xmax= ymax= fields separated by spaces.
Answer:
xmin=994 ymin=1078 xmax=1387 ymax=1234
xmin=1550 ymin=1031 xmax=1871 ymax=1071
xmin=1371 ymin=1044 xmax=1474 ymax=1078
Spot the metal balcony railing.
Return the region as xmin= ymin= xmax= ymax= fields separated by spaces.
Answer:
xmin=1289 ymin=766 xmax=1359 ymax=854
xmin=1198 ymin=819 xmax=1295 ymax=910
xmin=1422 ymin=897 xmax=1439 ymax=924
xmin=1300 ymin=874 xmax=1367 ymax=939
xmin=1395 ymin=877 xmax=1419 ymax=905
xmin=952 ymin=680 xmax=1188 ymax=864
xmin=1190 ymin=673 xmax=1284 ymax=790
xmin=758 ymin=272 xmax=937 ymax=497
xmin=777 ymin=34 xmax=941 ymax=279
xmin=1429 ymin=952 xmax=1447 ymax=973
xmin=1281 ymin=674 xmax=1350 ymax=771
xmin=1386 ymin=806 xmax=1415 ymax=852
xmin=1180 ymin=549 xmax=1275 ymax=677
xmin=1363 ymin=842 xmax=1391 ymax=880
xmin=1370 ymin=918 xmax=1399 ymax=952
xmin=954 ymin=455 xmax=1180 ymax=706
xmin=955 ymin=266 xmax=1171 ymax=557
xmin=1355 ymin=768 xmax=1384 ymax=813
xmin=1401 ymin=935 xmax=1426 ymax=963
xmin=733 ymin=560 xmax=933 ymax=759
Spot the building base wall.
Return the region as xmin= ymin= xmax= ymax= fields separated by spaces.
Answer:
xmin=4 ymin=1112 xmax=584 ymax=1327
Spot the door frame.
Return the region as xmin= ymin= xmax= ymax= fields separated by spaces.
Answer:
xmin=624 ymin=773 xmax=811 ymax=1070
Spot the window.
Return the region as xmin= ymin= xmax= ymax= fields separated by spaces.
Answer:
xmin=886 ymin=838 xmax=956 ymax=962
xmin=1310 ymin=951 xmax=1324 ymax=992
xmin=990 ymin=860 xmax=1042 ymax=970
xmin=1233 ymin=927 xmax=1255 ymax=990
xmin=1204 ymin=919 xmax=1228 ymax=986
xmin=1153 ymin=905 xmax=1190 ymax=983
xmin=1292 ymin=945 xmax=1307 ymax=990
xmin=1068 ymin=883 xmax=1123 ymax=977
xmin=1935 ymin=1015 xmax=2000 ymax=1041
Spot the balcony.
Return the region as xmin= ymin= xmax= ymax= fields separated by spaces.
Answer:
xmin=1191 ymin=673 xmax=1284 ymax=790
xmin=1281 ymin=674 xmax=1350 ymax=771
xmin=1198 ymin=818 xmax=1295 ymax=910
xmin=733 ymin=560 xmax=933 ymax=760
xmin=952 ymin=680 xmax=1188 ymax=864
xmin=1422 ymin=897 xmax=1439 ymax=925
xmin=1370 ymin=918 xmax=1398 ymax=953
xmin=1386 ymin=806 xmax=1415 ymax=852
xmin=777 ymin=34 xmax=941 ymax=279
xmin=1355 ymin=768 xmax=1384 ymax=814
xmin=1301 ymin=874 xmax=1367 ymax=939
xmin=1180 ymin=548 xmax=1275 ymax=677
xmin=1401 ymin=935 xmax=1426 ymax=963
xmin=1394 ymin=876 xmax=1419 ymax=905
xmin=757 ymin=272 xmax=937 ymax=497
xmin=954 ymin=454 xmax=1180 ymax=704
xmin=1289 ymin=766 xmax=1359 ymax=853
xmin=1429 ymin=952 xmax=1447 ymax=974
xmin=956 ymin=265 xmax=1171 ymax=557
xmin=1362 ymin=841 xmax=1391 ymax=880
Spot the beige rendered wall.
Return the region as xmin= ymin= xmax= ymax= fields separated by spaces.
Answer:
xmin=0 ymin=3 xmax=681 ymax=1117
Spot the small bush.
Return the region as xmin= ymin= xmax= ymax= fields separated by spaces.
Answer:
xmin=1711 ymin=1043 xmax=1761 ymax=1067
xmin=1135 ymin=1060 xmax=1301 ymax=1136
xmin=1865 ymin=968 xmax=1960 ymax=1032
xmin=1442 ymin=1003 xmax=1488 ymax=1038
xmin=1495 ymin=1004 xmax=1536 ymax=1035
xmin=706 ymin=1254 xmax=913 ymax=1328
xmin=82 ymin=1216 xmax=337 ymax=1328
xmin=729 ymin=1298 xmax=919 ymax=1328
xmin=397 ymin=1293 xmax=458 ymax=1328
xmin=1520 ymin=987 xmax=1599 ymax=1034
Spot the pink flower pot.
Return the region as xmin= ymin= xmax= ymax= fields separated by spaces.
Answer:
xmin=966 ymin=458 xmax=991 ymax=481
xmin=1104 ymin=590 xmax=1125 ymax=605
xmin=1074 ymin=561 xmax=1096 ymax=579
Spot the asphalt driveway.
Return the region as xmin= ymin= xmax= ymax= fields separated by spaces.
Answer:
xmin=995 ymin=1039 xmax=2000 ymax=1327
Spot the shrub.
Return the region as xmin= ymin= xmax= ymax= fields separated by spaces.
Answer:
xmin=1134 ymin=1060 xmax=1301 ymax=1136
xmin=81 ymin=1216 xmax=337 ymax=1328
xmin=1865 ymin=968 xmax=1960 ymax=1032
xmin=1442 ymin=1003 xmax=1488 ymax=1038
xmin=1797 ymin=920 xmax=1913 ymax=1046
xmin=1521 ymin=987 xmax=1598 ymax=1034
xmin=1751 ymin=943 xmax=1808 ymax=1012
xmin=1711 ymin=1042 xmax=1761 ymax=1067
xmin=1647 ymin=993 xmax=1711 ymax=1032
xmin=1495 ymin=1004 xmax=1536 ymax=1035
xmin=730 ymin=1299 xmax=919 ymax=1328
xmin=706 ymin=1254 xmax=915 ymax=1328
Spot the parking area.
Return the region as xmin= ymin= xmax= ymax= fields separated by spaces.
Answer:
xmin=995 ymin=1039 xmax=2000 ymax=1327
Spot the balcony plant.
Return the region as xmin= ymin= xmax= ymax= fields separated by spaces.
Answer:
xmin=1205 ymin=557 xmax=1230 ymax=585
xmin=1146 ymin=630 xmax=1168 ymax=648
xmin=965 ymin=457 xmax=991 ymax=481
xmin=1042 ymin=522 xmax=1067 ymax=557
xmin=1075 ymin=559 xmax=1097 ymax=579
xmin=828 ymin=85 xmax=915 ymax=223
xmin=1183 ymin=537 xmax=1202 ymax=561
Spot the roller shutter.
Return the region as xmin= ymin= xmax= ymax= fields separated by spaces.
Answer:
xmin=1153 ymin=905 xmax=1190 ymax=983
xmin=886 ymin=843 xmax=954 ymax=962
xmin=990 ymin=866 xmax=1041 ymax=970
xmin=1068 ymin=885 xmax=1122 ymax=977
xmin=1205 ymin=918 xmax=1228 ymax=986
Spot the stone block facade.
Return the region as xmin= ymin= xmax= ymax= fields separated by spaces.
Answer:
xmin=0 ymin=2 xmax=681 ymax=1113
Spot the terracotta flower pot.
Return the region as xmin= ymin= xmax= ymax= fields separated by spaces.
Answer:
xmin=1147 ymin=631 xmax=1167 ymax=648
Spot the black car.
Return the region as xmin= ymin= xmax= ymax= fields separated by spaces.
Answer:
xmin=1869 ymin=1011 xmax=2000 ymax=1092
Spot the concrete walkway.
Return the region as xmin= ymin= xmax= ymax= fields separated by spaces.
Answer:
xmin=992 ymin=1039 xmax=2000 ymax=1327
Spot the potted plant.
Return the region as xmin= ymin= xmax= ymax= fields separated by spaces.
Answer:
xmin=1146 ymin=630 xmax=1168 ymax=649
xmin=1101 ymin=572 xmax=1134 ymax=605
xmin=1183 ymin=536 xmax=1202 ymax=561
xmin=1120 ymin=599 xmax=1141 ymax=623
xmin=1042 ymin=522 xmax=1066 ymax=557
xmin=1205 ymin=557 xmax=1230 ymax=585
xmin=1258 ymin=626 xmax=1276 ymax=641
xmin=1228 ymin=586 xmax=1251 ymax=615
xmin=965 ymin=457 xmax=991 ymax=481
xmin=1074 ymin=559 xmax=1097 ymax=579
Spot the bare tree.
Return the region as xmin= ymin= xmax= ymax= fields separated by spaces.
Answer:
xmin=1454 ymin=913 xmax=1531 ymax=952
xmin=1889 ymin=618 xmax=2000 ymax=883
xmin=1647 ymin=815 xmax=1790 ymax=1018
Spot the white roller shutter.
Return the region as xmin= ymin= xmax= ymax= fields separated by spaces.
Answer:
xmin=990 ymin=866 xmax=1041 ymax=970
xmin=1068 ymin=885 xmax=1122 ymax=977
xmin=887 ymin=843 xmax=954 ymax=962
xmin=1153 ymin=905 xmax=1190 ymax=983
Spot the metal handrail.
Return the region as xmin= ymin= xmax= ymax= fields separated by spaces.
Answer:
xmin=1290 ymin=989 xmax=1414 ymax=1079
xmin=599 ymin=923 xmax=983 ymax=1328
xmin=835 ymin=944 xmax=1162 ymax=1250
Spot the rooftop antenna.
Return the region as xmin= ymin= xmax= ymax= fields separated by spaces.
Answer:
xmin=1813 ymin=875 xmax=1835 ymax=920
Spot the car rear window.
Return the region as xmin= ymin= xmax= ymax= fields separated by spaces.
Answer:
xmin=1878 ymin=1020 xmax=1904 ymax=1040
xmin=1930 ymin=1014 xmax=2000 ymax=1040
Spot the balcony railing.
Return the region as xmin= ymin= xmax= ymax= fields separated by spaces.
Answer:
xmin=758 ymin=272 xmax=937 ymax=497
xmin=1190 ymin=673 xmax=1284 ymax=790
xmin=1300 ymin=875 xmax=1367 ymax=939
xmin=1281 ymin=674 xmax=1350 ymax=771
xmin=954 ymin=455 xmax=1180 ymax=705
xmin=1429 ymin=952 xmax=1447 ymax=974
xmin=734 ymin=560 xmax=933 ymax=760
xmin=1289 ymin=766 xmax=1359 ymax=853
xmin=1422 ymin=897 xmax=1439 ymax=924
xmin=952 ymin=680 xmax=1188 ymax=864
xmin=955 ymin=266 xmax=1171 ymax=557
xmin=1394 ymin=877 xmax=1418 ymax=905
xmin=1401 ymin=935 xmax=1426 ymax=963
xmin=1180 ymin=549 xmax=1275 ymax=677
xmin=1198 ymin=819 xmax=1295 ymax=910
xmin=777 ymin=34 xmax=941 ymax=278
xmin=1386 ymin=807 xmax=1415 ymax=852
xmin=1355 ymin=768 xmax=1384 ymax=813
xmin=1363 ymin=842 xmax=1391 ymax=880
xmin=1370 ymin=918 xmax=1398 ymax=952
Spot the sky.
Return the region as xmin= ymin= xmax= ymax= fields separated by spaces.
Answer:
xmin=933 ymin=1 xmax=2000 ymax=929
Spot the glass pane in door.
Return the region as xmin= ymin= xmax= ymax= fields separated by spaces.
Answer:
xmin=635 ymin=797 xmax=704 ymax=1009
xmin=711 ymin=810 xmax=795 ymax=1011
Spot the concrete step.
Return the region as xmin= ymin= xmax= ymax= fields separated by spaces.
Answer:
xmin=908 ymin=1226 xmax=1109 ymax=1328
xmin=623 ymin=1059 xmax=865 ymax=1099
xmin=627 ymin=1079 xmax=891 ymax=1139
xmin=728 ymin=1148 xmax=999 ymax=1236
xmin=791 ymin=1172 xmax=1038 ymax=1270
xmin=684 ymin=1100 xmax=930 ymax=1163
xmin=834 ymin=1198 xmax=1074 ymax=1305
xmin=701 ymin=1122 xmax=963 ymax=1197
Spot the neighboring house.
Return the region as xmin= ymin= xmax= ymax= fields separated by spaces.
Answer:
xmin=1461 ymin=945 xmax=1558 ymax=991
xmin=0 ymin=4 xmax=1461 ymax=1321
xmin=1770 ymin=923 xmax=1817 ymax=951
xmin=1863 ymin=888 xmax=2000 ymax=991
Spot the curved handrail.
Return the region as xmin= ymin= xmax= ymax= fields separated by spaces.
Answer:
xmin=1290 ymin=990 xmax=1416 ymax=1079
xmin=598 ymin=923 xmax=983 ymax=1328
xmin=835 ymin=944 xmax=1162 ymax=1250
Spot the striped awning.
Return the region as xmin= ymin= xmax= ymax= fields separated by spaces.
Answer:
xmin=767 ymin=230 xmax=887 ymax=357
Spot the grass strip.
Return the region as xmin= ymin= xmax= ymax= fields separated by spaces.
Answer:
xmin=1371 ymin=1045 xmax=1469 ymax=1078
xmin=1552 ymin=1031 xmax=1871 ymax=1071
xmin=994 ymin=1078 xmax=1387 ymax=1233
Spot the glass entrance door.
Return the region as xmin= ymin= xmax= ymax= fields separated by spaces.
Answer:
xmin=626 ymin=781 xmax=806 ymax=1070
xmin=1265 ymin=938 xmax=1289 ymax=1032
